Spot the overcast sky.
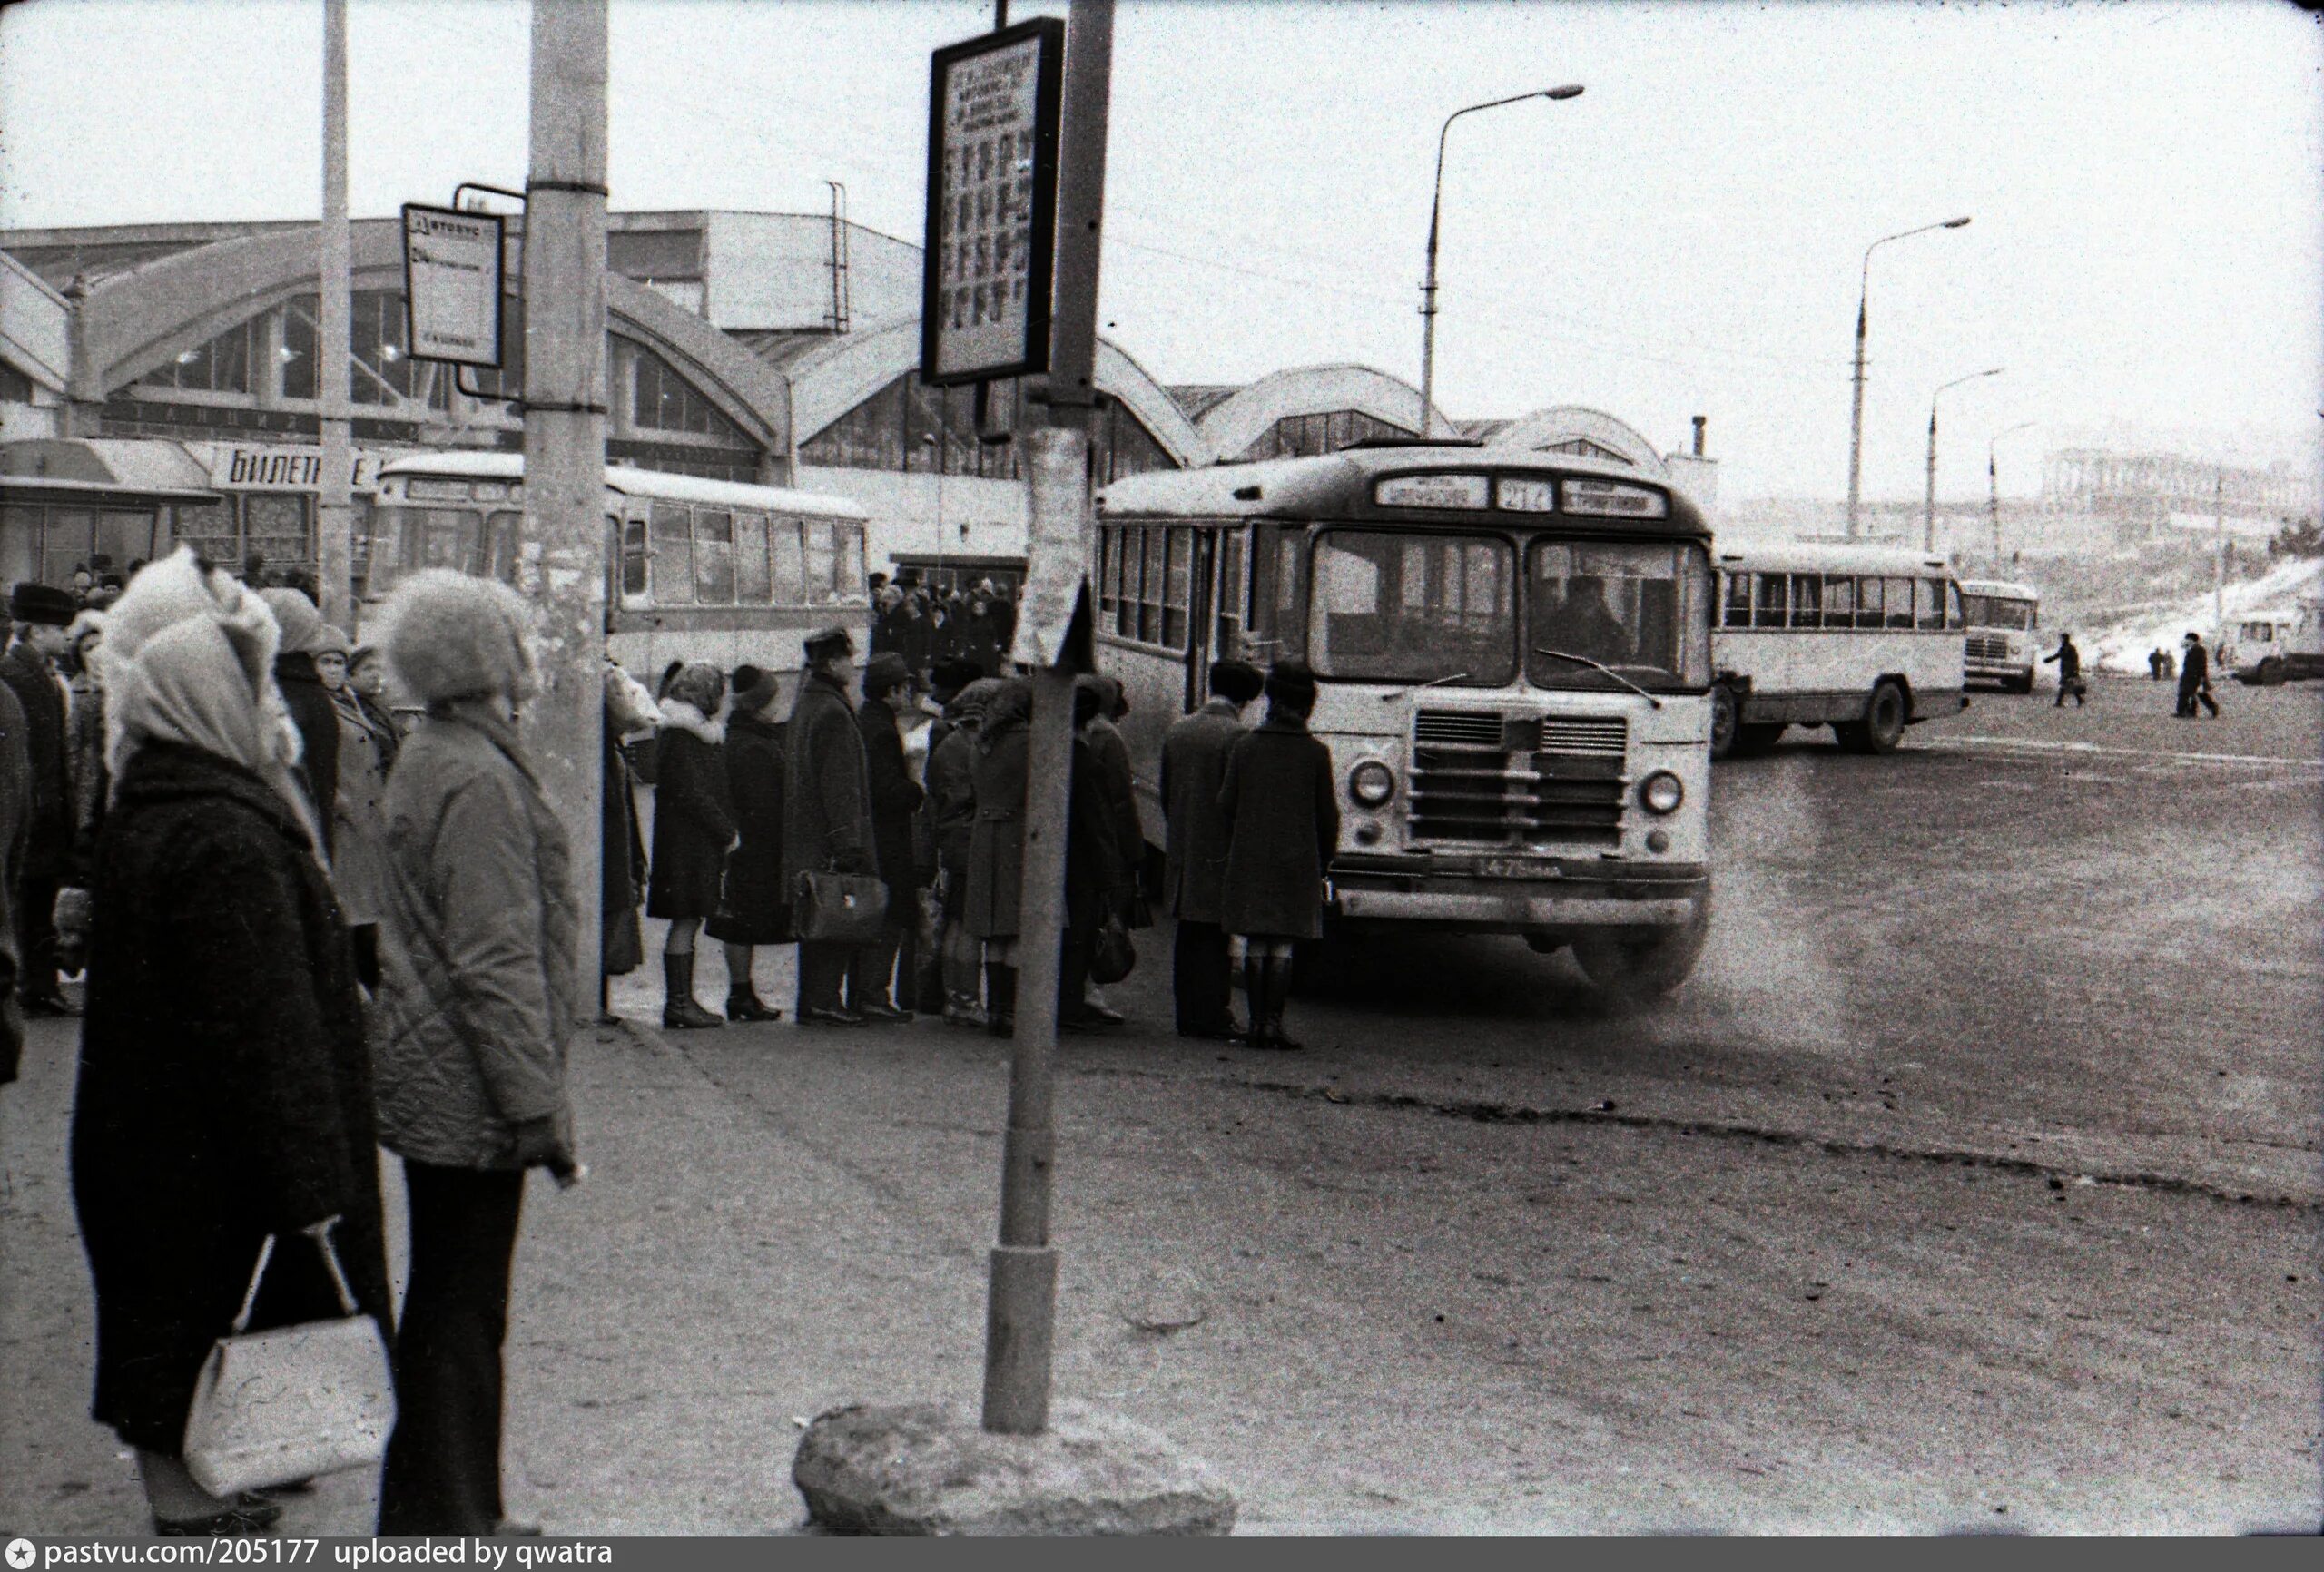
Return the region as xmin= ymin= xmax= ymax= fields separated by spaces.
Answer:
xmin=3 ymin=0 xmax=2318 ymax=501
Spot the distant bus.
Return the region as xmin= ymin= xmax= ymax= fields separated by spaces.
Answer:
xmin=1957 ymin=578 xmax=2042 ymax=693
xmin=1709 ymin=542 xmax=1966 ymax=759
xmin=1097 ymin=442 xmax=1717 ymax=999
xmin=366 ymin=453 xmax=872 ymax=691
xmin=2230 ymin=595 xmax=2324 ymax=684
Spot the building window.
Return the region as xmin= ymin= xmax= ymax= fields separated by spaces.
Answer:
xmin=630 ymin=344 xmax=746 ymax=443
xmin=150 ymin=318 xmax=260 ymax=395
xmin=1242 ymin=408 xmax=1413 ymax=463
xmin=0 ymin=362 xmax=33 ymax=403
xmin=800 ymin=373 xmax=1182 ymax=483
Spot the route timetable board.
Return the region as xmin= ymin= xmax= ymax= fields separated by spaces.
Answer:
xmin=921 ymin=18 xmax=1063 ymax=386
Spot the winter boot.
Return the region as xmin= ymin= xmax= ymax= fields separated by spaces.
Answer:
xmin=662 ymin=951 xmax=725 ymax=1030
xmin=1260 ymin=955 xmax=1303 ymax=1050
xmin=1236 ymin=954 xmax=1268 ymax=1046
xmin=725 ymin=986 xmax=783 ymax=1023
xmin=984 ymin=963 xmax=1018 ymax=1037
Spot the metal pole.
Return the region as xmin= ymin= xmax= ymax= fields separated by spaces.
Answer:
xmin=982 ymin=0 xmax=1112 ymax=1439
xmin=317 ymin=0 xmax=354 ymax=630
xmin=521 ymin=0 xmax=609 ymax=1016
xmin=1988 ymin=441 xmax=2002 ymax=565
xmin=1925 ymin=398 xmax=1940 ymax=554
xmin=1846 ymin=272 xmax=1869 ymax=540
xmin=2214 ymin=467 xmax=2226 ymax=638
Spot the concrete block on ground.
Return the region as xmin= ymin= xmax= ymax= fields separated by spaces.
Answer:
xmin=792 ymin=1400 xmax=1237 ymax=1535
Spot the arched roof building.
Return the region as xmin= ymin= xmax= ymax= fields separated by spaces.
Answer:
xmin=1184 ymin=363 xmax=1453 ymax=466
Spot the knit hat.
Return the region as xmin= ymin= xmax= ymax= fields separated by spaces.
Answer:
xmin=312 ymin=624 xmax=352 ymax=660
xmin=10 ymin=583 xmax=75 ymax=627
xmin=862 ymin=652 xmax=911 ymax=698
xmin=259 ymin=587 xmax=330 ymax=657
xmin=729 ymin=663 xmax=780 ymax=713
xmin=378 ymin=569 xmax=539 ymax=705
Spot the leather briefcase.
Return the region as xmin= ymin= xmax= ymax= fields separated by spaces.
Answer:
xmin=793 ymin=869 xmax=889 ymax=946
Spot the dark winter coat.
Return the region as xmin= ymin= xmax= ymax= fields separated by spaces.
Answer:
xmin=1085 ymin=713 xmax=1145 ymax=878
xmin=1160 ymin=698 xmax=1246 ymax=926
xmin=0 ymin=682 xmax=27 ymax=1085
xmin=2179 ymin=643 xmax=2210 ymax=694
xmin=783 ymin=671 xmax=876 ymax=882
xmin=1217 ymin=713 xmax=1341 ymax=940
xmin=646 ymin=703 xmax=734 ymax=919
xmin=272 ymin=652 xmax=340 ymax=854
xmin=68 ymin=669 xmax=107 ymax=876
xmin=875 ymin=608 xmax=935 ymax=677
xmin=859 ymin=693 xmax=927 ymax=892
xmin=1 ymin=642 xmax=71 ymax=883
xmin=963 ymin=695 xmax=1125 ymax=940
xmin=72 ymin=742 xmax=391 ymax=1452
xmin=2043 ymin=639 xmax=2082 ymax=682
xmin=958 ymin=612 xmax=1006 ymax=677
xmin=706 ymin=708 xmax=793 ymax=946
xmin=925 ymin=722 xmax=979 ymax=880
xmin=602 ymin=724 xmax=647 ymax=971
xmin=328 ymin=691 xmax=396 ymax=926
xmin=373 ymin=709 xmax=577 ymax=1170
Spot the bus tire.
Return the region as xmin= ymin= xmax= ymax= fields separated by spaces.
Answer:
xmin=1709 ymin=683 xmax=1742 ymax=760
xmin=2258 ymin=655 xmax=2288 ymax=687
xmin=1572 ymin=885 xmax=1711 ymax=1002
xmin=2005 ymin=673 xmax=2034 ymax=695
xmin=1733 ymin=722 xmax=1785 ymax=757
xmin=1838 ymin=680 xmax=1907 ymax=754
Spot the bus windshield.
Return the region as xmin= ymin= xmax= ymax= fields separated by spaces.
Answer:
xmin=1526 ymin=540 xmax=1709 ymax=690
xmin=1308 ymin=530 xmax=1516 ymax=685
xmin=1962 ymin=594 xmax=2035 ymax=631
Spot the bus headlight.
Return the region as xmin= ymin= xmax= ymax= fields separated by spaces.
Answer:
xmin=1349 ymin=760 xmax=1396 ymax=808
xmin=1638 ymin=770 xmax=1684 ymax=815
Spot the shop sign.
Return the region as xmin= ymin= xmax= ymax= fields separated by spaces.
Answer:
xmin=401 ymin=204 xmax=506 ymax=368
xmin=921 ymin=18 xmax=1063 ymax=387
xmin=204 ymin=444 xmax=383 ymax=494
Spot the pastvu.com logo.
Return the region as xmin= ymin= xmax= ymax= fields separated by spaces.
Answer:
xmin=7 ymin=1537 xmax=36 ymax=1569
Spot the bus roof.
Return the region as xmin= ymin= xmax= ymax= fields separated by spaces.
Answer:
xmin=1956 ymin=578 xmax=2041 ymax=600
xmin=1096 ymin=443 xmax=1709 ymax=532
xmin=375 ymin=451 xmax=870 ymax=521
xmin=1712 ymin=540 xmax=1953 ymax=577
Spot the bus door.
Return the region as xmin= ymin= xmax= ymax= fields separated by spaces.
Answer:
xmin=1184 ymin=529 xmax=1216 ymax=711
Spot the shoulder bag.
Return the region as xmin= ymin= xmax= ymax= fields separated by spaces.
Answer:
xmin=793 ymin=868 xmax=889 ymax=947
xmin=182 ymin=1223 xmax=396 ymax=1498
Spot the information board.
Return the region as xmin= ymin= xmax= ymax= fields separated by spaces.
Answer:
xmin=921 ymin=18 xmax=1063 ymax=386
xmin=401 ymin=203 xmax=506 ymax=369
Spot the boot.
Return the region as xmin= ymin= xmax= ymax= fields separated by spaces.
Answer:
xmin=985 ymin=963 xmax=1018 ymax=1037
xmin=1260 ymin=955 xmax=1303 ymax=1051
xmin=725 ymin=986 xmax=783 ymax=1023
xmin=661 ymin=951 xmax=724 ymax=1030
xmin=1236 ymin=955 xmax=1267 ymax=1046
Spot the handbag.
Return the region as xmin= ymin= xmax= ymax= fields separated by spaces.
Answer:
xmin=1090 ymin=914 xmax=1137 ymax=986
xmin=793 ymin=868 xmax=890 ymax=946
xmin=182 ymin=1224 xmax=396 ymax=1498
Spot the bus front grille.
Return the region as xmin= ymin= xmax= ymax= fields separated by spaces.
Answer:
xmin=1413 ymin=709 xmax=1506 ymax=747
xmin=1408 ymin=743 xmax=1627 ymax=847
xmin=1965 ymin=633 xmax=2011 ymax=663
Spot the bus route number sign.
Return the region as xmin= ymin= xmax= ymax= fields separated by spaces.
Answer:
xmin=921 ymin=18 xmax=1064 ymax=387
xmin=401 ymin=204 xmax=506 ymax=369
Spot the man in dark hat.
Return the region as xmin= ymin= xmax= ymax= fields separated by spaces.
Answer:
xmin=783 ymin=625 xmax=881 ymax=1026
xmin=5 ymin=583 xmax=81 ymax=1014
xmin=849 ymin=651 xmax=925 ymax=1021
xmin=1161 ymin=660 xmax=1265 ymax=1039
xmin=2177 ymin=631 xmax=2219 ymax=718
xmin=1217 ymin=661 xmax=1339 ymax=1050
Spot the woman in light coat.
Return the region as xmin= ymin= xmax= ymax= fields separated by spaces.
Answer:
xmin=371 ymin=570 xmax=579 ymax=1538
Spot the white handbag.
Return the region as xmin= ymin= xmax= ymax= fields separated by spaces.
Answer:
xmin=182 ymin=1224 xmax=397 ymax=1498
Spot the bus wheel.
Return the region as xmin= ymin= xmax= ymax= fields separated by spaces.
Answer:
xmin=2006 ymin=673 xmax=2035 ymax=695
xmin=1709 ymin=683 xmax=1739 ymax=760
xmin=2259 ymin=655 xmax=2288 ymax=687
xmin=1733 ymin=722 xmax=1785 ymax=757
xmin=1572 ymin=886 xmax=1711 ymax=1002
xmin=1837 ymin=681 xmax=1907 ymax=754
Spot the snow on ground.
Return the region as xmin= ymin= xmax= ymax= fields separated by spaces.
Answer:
xmin=2084 ymin=556 xmax=2323 ymax=673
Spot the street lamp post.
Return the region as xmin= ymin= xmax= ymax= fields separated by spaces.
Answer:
xmin=1987 ymin=421 xmax=2035 ymax=565
xmin=1418 ymin=84 xmax=1582 ymax=438
xmin=1846 ymin=216 xmax=1972 ymax=539
xmin=1925 ymin=368 xmax=2004 ymax=552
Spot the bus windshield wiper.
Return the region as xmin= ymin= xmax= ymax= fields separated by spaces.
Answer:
xmin=1531 ymin=647 xmax=1663 ymax=709
xmin=1379 ymin=671 xmax=1472 ymax=702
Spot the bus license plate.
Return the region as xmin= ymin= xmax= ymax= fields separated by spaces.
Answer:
xmin=1478 ymin=857 xmax=1559 ymax=881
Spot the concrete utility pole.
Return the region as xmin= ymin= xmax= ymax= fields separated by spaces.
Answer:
xmin=522 ymin=0 xmax=610 ymax=1011
xmin=1925 ymin=368 xmax=2002 ymax=552
xmin=982 ymin=0 xmax=1112 ymax=1440
xmin=317 ymin=0 xmax=354 ymax=631
xmin=1987 ymin=422 xmax=2034 ymax=568
xmin=1848 ymin=216 xmax=1971 ymax=540
xmin=2213 ymin=467 xmax=2226 ymax=640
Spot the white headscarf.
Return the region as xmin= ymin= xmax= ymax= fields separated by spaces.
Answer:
xmin=95 ymin=548 xmax=322 ymax=852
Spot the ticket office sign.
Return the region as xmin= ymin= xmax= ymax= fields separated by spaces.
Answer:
xmin=921 ymin=18 xmax=1063 ymax=386
xmin=401 ymin=204 xmax=506 ymax=369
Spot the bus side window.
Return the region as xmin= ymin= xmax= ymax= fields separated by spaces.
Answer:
xmin=1752 ymin=571 xmax=1787 ymax=629
xmin=1115 ymin=525 xmax=1142 ymax=639
xmin=1721 ymin=571 xmax=1752 ymax=628
xmin=651 ymin=503 xmax=693 ymax=604
xmin=1163 ymin=526 xmax=1191 ymax=650
xmin=1216 ymin=529 xmax=1245 ymax=656
xmin=734 ymin=510 xmax=772 ymax=604
xmin=621 ymin=516 xmax=650 ymax=599
xmin=1095 ymin=526 xmax=1117 ymax=624
xmin=1789 ymin=574 xmax=1822 ymax=629
xmin=1855 ymin=577 xmax=1884 ymax=629
xmin=1823 ymin=574 xmax=1856 ymax=625
xmin=484 ymin=510 xmax=522 ymax=585
xmin=1945 ymin=581 xmax=1965 ymax=630
xmin=1884 ymin=577 xmax=1915 ymax=630
xmin=769 ymin=517 xmax=806 ymax=604
xmin=1140 ymin=526 xmax=1167 ymax=644
xmin=1915 ymin=578 xmax=1943 ymax=630
xmin=694 ymin=509 xmax=736 ymax=604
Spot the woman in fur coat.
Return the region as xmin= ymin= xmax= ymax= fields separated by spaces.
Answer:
xmin=646 ymin=663 xmax=735 ymax=1028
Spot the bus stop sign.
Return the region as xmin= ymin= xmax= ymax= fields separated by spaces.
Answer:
xmin=401 ymin=203 xmax=506 ymax=369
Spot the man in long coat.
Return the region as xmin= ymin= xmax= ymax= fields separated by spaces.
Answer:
xmin=2176 ymin=631 xmax=2219 ymax=718
xmin=783 ymin=626 xmax=880 ymax=1026
xmin=848 ymin=653 xmax=925 ymax=1021
xmin=1160 ymin=660 xmax=1263 ymax=1038
xmin=1218 ymin=662 xmax=1341 ymax=1050
xmin=4 ymin=583 xmax=80 ymax=1015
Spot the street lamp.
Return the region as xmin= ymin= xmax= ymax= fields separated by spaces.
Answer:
xmin=1418 ymin=84 xmax=1583 ymax=438
xmin=1925 ymin=368 xmax=2004 ymax=551
xmin=1986 ymin=421 xmax=2036 ymax=565
xmin=1846 ymin=215 xmax=1972 ymax=538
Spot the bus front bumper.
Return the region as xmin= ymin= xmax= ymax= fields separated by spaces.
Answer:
xmin=1327 ymin=859 xmax=1707 ymax=934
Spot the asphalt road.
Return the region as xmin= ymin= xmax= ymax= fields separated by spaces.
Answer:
xmin=4 ymin=674 xmax=2317 ymax=1535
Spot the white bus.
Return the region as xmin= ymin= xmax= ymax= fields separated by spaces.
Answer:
xmin=1709 ymin=542 xmax=1967 ymax=759
xmin=1958 ymin=578 xmax=2042 ymax=693
xmin=1095 ymin=443 xmax=1717 ymax=999
xmin=366 ymin=453 xmax=872 ymax=691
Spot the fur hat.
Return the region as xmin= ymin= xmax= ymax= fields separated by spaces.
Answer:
xmin=663 ymin=662 xmax=726 ymax=717
xmin=729 ymin=663 xmax=780 ymax=713
xmin=1209 ymin=659 xmax=1265 ymax=705
xmin=604 ymin=661 xmax=662 ymax=736
xmin=862 ymin=652 xmax=911 ymax=697
xmin=379 ymin=569 xmax=538 ymax=705
xmin=10 ymin=582 xmax=75 ymax=627
xmin=803 ymin=624 xmax=854 ymax=662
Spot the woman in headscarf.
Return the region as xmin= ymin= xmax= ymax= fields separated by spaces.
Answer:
xmin=646 ymin=663 xmax=735 ymax=1029
xmin=345 ymin=644 xmax=406 ymax=757
xmin=64 ymin=609 xmax=109 ymax=865
xmin=317 ymin=624 xmax=398 ymax=989
xmin=72 ymin=548 xmax=391 ymax=1536
xmin=925 ymin=676 xmax=1001 ymax=1025
xmin=703 ymin=663 xmax=788 ymax=1022
xmin=258 ymin=587 xmax=340 ymax=853
xmin=369 ymin=570 xmax=579 ymax=1538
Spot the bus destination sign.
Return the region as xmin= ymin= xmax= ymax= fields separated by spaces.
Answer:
xmin=1375 ymin=473 xmax=1491 ymax=511
xmin=1562 ymin=478 xmax=1669 ymax=518
xmin=401 ymin=204 xmax=506 ymax=369
xmin=921 ymin=19 xmax=1064 ymax=387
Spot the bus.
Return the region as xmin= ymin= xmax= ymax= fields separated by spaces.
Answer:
xmin=1957 ymin=577 xmax=2042 ymax=693
xmin=2228 ymin=595 xmax=2324 ymax=683
xmin=1709 ymin=542 xmax=1966 ymax=759
xmin=366 ymin=453 xmax=872 ymax=691
xmin=1095 ymin=441 xmax=1716 ymax=999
